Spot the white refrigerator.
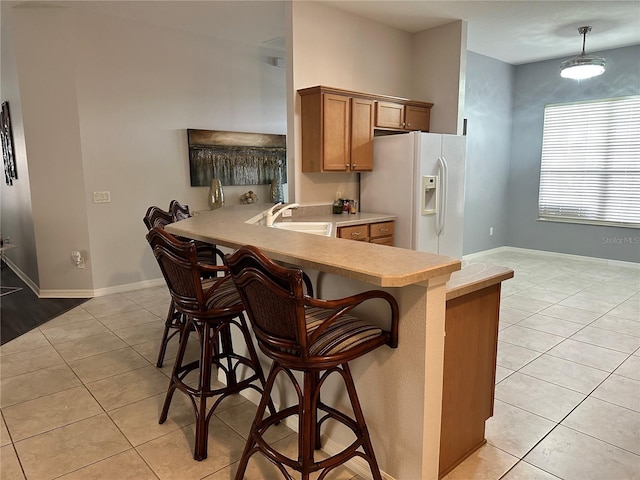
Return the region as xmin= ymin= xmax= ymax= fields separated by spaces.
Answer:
xmin=360 ymin=132 xmax=467 ymax=258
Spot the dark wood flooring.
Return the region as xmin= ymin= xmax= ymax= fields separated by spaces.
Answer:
xmin=0 ymin=262 xmax=88 ymax=345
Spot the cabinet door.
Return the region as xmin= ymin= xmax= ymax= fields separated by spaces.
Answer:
xmin=323 ymin=94 xmax=351 ymax=171
xmin=350 ymin=98 xmax=374 ymax=171
xmin=375 ymin=101 xmax=405 ymax=129
xmin=439 ymin=285 xmax=501 ymax=478
xmin=405 ymin=105 xmax=430 ymax=131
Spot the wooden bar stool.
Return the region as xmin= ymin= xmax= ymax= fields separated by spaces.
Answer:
xmin=146 ymin=228 xmax=275 ymax=461
xmin=143 ymin=203 xmax=225 ymax=367
xmin=225 ymin=245 xmax=399 ymax=480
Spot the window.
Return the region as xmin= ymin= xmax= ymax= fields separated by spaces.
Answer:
xmin=538 ymin=95 xmax=640 ymax=228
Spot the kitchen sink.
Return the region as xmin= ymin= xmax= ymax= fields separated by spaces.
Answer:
xmin=271 ymin=221 xmax=333 ymax=237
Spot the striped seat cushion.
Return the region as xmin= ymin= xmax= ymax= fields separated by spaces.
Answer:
xmin=204 ymin=277 xmax=243 ymax=310
xmin=305 ymin=307 xmax=383 ymax=356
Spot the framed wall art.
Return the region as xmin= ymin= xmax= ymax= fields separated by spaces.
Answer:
xmin=1 ymin=101 xmax=17 ymax=186
xmin=187 ymin=129 xmax=286 ymax=187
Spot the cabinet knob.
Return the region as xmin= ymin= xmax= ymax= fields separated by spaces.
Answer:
xmin=406 ymin=123 xmax=411 ymax=128
xmin=351 ymin=232 xmax=361 ymax=236
xmin=380 ymin=228 xmax=389 ymax=233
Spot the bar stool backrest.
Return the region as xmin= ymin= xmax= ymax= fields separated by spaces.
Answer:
xmin=225 ymin=245 xmax=309 ymax=357
xmin=146 ymin=227 xmax=208 ymax=315
xmin=143 ymin=206 xmax=173 ymax=231
xmin=169 ymin=200 xmax=191 ymax=222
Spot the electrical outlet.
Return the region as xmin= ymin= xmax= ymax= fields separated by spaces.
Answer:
xmin=489 ymin=227 xmax=494 ymax=236
xmin=93 ymin=191 xmax=111 ymax=203
xmin=282 ymin=209 xmax=293 ymax=217
xmin=71 ymin=251 xmax=85 ymax=269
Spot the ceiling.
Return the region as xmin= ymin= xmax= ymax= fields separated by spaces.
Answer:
xmin=19 ymin=1 xmax=640 ymax=65
xmin=323 ymin=1 xmax=640 ymax=64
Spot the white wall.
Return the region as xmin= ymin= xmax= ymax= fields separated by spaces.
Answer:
xmin=3 ymin=3 xmax=287 ymax=294
xmin=412 ymin=21 xmax=467 ymax=135
xmin=288 ymin=1 xmax=413 ymax=204
xmin=11 ymin=7 xmax=94 ymax=292
xmin=0 ymin=3 xmax=39 ymax=286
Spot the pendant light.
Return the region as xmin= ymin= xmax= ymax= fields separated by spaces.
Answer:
xmin=560 ymin=26 xmax=606 ymax=79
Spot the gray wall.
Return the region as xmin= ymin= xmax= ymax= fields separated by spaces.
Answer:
xmin=463 ymin=52 xmax=514 ymax=255
xmin=507 ymin=45 xmax=640 ymax=263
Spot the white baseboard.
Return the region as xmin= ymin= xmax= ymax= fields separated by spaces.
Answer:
xmin=92 ymin=278 xmax=167 ymax=297
xmin=462 ymin=246 xmax=510 ymax=260
xmin=464 ymin=246 xmax=639 ymax=269
xmin=38 ymin=289 xmax=95 ymax=299
xmin=2 ymin=257 xmax=39 ymax=296
xmin=38 ymin=278 xmax=166 ymax=299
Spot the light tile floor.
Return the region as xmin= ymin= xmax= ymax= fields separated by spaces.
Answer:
xmin=1 ymin=248 xmax=638 ymax=479
xmin=442 ymin=249 xmax=639 ymax=480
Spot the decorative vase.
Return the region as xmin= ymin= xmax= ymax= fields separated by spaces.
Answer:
xmin=208 ymin=178 xmax=224 ymax=209
xmin=270 ymin=167 xmax=284 ymax=204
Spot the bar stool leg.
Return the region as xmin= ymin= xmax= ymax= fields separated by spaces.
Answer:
xmin=300 ymin=371 xmax=318 ymax=479
xmin=235 ymin=313 xmax=278 ymax=417
xmin=311 ymin=371 xmax=322 ymax=450
xmin=159 ymin=315 xmax=193 ymax=423
xmin=156 ymin=300 xmax=177 ymax=368
xmin=193 ymin=321 xmax=214 ymax=461
xmin=342 ymin=363 xmax=383 ymax=480
xmin=234 ymin=362 xmax=280 ymax=480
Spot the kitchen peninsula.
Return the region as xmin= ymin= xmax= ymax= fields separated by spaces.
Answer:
xmin=165 ymin=204 xmax=512 ymax=480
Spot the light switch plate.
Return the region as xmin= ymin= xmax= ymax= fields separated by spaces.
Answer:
xmin=93 ymin=191 xmax=111 ymax=203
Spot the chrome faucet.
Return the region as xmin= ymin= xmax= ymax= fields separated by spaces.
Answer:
xmin=265 ymin=202 xmax=300 ymax=226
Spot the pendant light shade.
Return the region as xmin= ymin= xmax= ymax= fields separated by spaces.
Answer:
xmin=560 ymin=26 xmax=606 ymax=79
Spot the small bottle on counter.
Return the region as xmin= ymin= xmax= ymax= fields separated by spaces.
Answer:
xmin=350 ymin=200 xmax=357 ymax=214
xmin=333 ymin=199 xmax=343 ymax=214
xmin=342 ymin=200 xmax=350 ymax=213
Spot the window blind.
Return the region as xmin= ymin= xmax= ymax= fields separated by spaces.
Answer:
xmin=538 ymin=95 xmax=640 ymax=228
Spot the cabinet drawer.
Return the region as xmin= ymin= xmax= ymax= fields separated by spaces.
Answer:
xmin=370 ymin=221 xmax=394 ymax=238
xmin=338 ymin=224 xmax=369 ymax=241
xmin=370 ymin=236 xmax=394 ymax=246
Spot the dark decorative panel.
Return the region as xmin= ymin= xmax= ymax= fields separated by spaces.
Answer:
xmin=188 ymin=129 xmax=286 ymax=187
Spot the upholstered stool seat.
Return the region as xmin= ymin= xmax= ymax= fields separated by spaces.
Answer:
xmin=225 ymin=245 xmax=399 ymax=480
xmin=146 ymin=228 xmax=275 ymax=461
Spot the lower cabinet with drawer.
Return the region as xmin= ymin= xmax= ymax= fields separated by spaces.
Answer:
xmin=337 ymin=221 xmax=394 ymax=246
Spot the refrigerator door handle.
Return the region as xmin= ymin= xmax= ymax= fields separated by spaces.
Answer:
xmin=436 ymin=156 xmax=448 ymax=235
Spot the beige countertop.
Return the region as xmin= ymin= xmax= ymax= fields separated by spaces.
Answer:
xmin=166 ymin=204 xmax=460 ymax=287
xmin=446 ymin=260 xmax=514 ymax=300
xmin=169 ymin=204 xmax=513 ymax=293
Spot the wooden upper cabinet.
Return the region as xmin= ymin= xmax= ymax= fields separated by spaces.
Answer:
xmin=322 ymin=94 xmax=351 ymax=171
xmin=375 ymin=101 xmax=405 ymax=129
xmin=375 ymin=101 xmax=432 ymax=131
xmin=300 ymin=87 xmax=374 ymax=173
xmin=350 ymin=97 xmax=374 ymax=171
xmin=299 ymin=86 xmax=432 ymax=172
xmin=405 ymin=104 xmax=431 ymax=131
